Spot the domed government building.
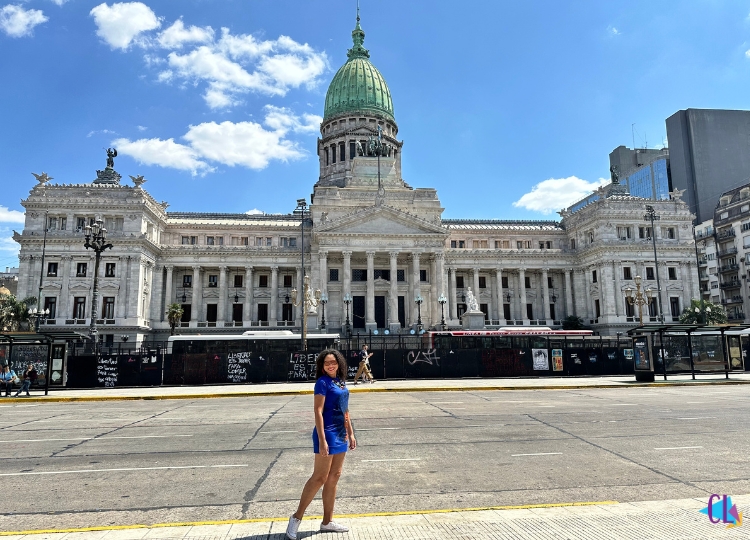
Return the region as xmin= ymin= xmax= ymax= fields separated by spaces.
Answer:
xmin=14 ymin=15 xmax=698 ymax=348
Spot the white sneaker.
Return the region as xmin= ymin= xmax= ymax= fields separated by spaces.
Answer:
xmin=320 ymin=520 xmax=349 ymax=533
xmin=285 ymin=515 xmax=301 ymax=539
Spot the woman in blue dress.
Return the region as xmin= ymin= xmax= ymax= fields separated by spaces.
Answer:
xmin=286 ymin=349 xmax=356 ymax=539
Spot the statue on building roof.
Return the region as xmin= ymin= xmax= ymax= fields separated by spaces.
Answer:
xmin=610 ymin=165 xmax=620 ymax=185
xmin=106 ymin=148 xmax=117 ymax=169
xmin=31 ymin=172 xmax=53 ymax=184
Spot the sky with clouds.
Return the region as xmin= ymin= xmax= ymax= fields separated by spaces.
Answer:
xmin=2 ymin=0 xmax=750 ymax=270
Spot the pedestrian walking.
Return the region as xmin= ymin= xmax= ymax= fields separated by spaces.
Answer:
xmin=0 ymin=365 xmax=17 ymax=397
xmin=353 ymin=344 xmax=374 ymax=384
xmin=14 ymin=364 xmax=37 ymax=397
xmin=286 ymin=349 xmax=356 ymax=539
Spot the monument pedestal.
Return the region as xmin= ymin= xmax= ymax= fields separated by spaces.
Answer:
xmin=461 ymin=311 xmax=485 ymax=330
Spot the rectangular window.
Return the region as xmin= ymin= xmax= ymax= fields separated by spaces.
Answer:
xmin=206 ymin=304 xmax=218 ymax=323
xmin=502 ymin=276 xmax=508 ymax=288
xmin=625 ymin=301 xmax=635 ymax=318
xmin=282 ymin=303 xmax=293 ymax=322
xmin=183 ymin=274 xmax=192 ymax=288
xmin=616 ymin=226 xmax=631 ymax=240
xmin=639 ymin=226 xmax=653 ymax=239
xmin=450 ymin=240 xmax=457 ymax=248
xmin=76 ymin=263 xmax=87 ymax=277
xmin=495 ymin=240 xmax=501 ymax=249
xmin=234 ymin=275 xmax=243 ymax=288
xmin=526 ymin=303 xmax=534 ymax=320
xmin=266 ymin=237 xmax=272 ymax=246
xmin=502 ymin=240 xmax=510 ymax=249
xmin=595 ymin=299 xmax=601 ymax=318
xmin=668 ymin=267 xmax=677 ymax=280
xmin=208 ymin=275 xmax=218 ymax=287
xmin=570 ymin=239 xmax=576 ymax=249
xmin=283 ymin=275 xmax=293 ymax=288
xmin=374 ymin=269 xmax=390 ymax=280
xmin=105 ymin=263 xmax=116 ymax=277
xmin=592 ymin=270 xmax=597 ymax=283
xmin=525 ymin=276 xmax=531 ymax=288
xmin=539 ymin=241 xmax=551 ymax=249
xmin=44 ymin=297 xmax=56 ymax=319
xmin=324 ymin=148 xmax=329 ymax=166
xmin=397 ymin=269 xmax=405 ymax=282
xmin=670 ymin=297 xmax=680 ymax=317
xmin=517 ymin=241 xmax=523 ymax=249
xmin=458 ymin=240 xmax=465 ymax=249
xmin=47 ymin=217 xmax=58 ymax=230
xmin=181 ymin=236 xmax=190 ymax=245
xmin=331 ymin=144 xmax=336 ymax=164
xmin=420 ymin=269 xmax=428 ymax=282
xmin=350 ymin=141 xmax=356 ymax=159
xmin=329 ymin=269 xmax=339 ymax=282
xmin=206 ymin=236 xmax=215 ymax=245
xmin=666 ymin=227 xmax=675 ymax=239
xmin=47 ymin=262 xmax=58 ymax=277
xmin=547 ymin=276 xmax=553 ymax=288
xmin=255 ymin=237 xmax=263 ymax=246
xmin=550 ymin=304 xmax=556 ymax=320
xmin=257 ymin=303 xmax=268 ymax=322
xmin=473 ymin=240 xmax=488 ymax=248
xmin=503 ymin=303 xmax=511 ymax=320
xmin=103 ymin=297 xmax=115 ymax=320
xmin=479 ymin=276 xmax=487 ymax=288
xmin=352 ymin=269 xmax=367 ymax=281
xmin=258 ymin=275 xmax=268 ymax=288
xmin=73 ymin=297 xmax=86 ymax=319
xmin=217 ymin=236 xmax=224 ymax=245
xmin=339 ymin=143 xmax=345 ymax=162
xmin=646 ymin=267 xmax=655 ymax=280
xmin=76 ymin=217 xmax=87 ymax=231
xmin=232 ymin=303 xmax=243 ymax=323
xmin=623 ymin=266 xmax=632 ymax=280
xmin=456 ymin=276 xmax=465 ymax=288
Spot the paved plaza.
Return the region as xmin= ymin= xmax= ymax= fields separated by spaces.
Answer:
xmin=1 ymin=377 xmax=749 ymax=538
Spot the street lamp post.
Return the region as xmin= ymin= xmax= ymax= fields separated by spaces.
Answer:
xmin=320 ymin=293 xmax=328 ymax=331
xmin=83 ymin=217 xmax=113 ymax=354
xmin=27 ymin=308 xmax=50 ymax=332
xmin=415 ymin=294 xmax=424 ymax=332
xmin=291 ymin=275 xmax=321 ymax=351
xmin=437 ymin=293 xmax=447 ymax=330
xmin=625 ymin=275 xmax=653 ymax=326
xmin=343 ymin=293 xmax=352 ymax=337
xmin=644 ymin=205 xmax=665 ymax=322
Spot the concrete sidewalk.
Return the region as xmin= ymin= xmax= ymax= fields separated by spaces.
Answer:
xmin=2 ymin=496 xmax=748 ymax=539
xmin=6 ymin=372 xmax=750 ymax=402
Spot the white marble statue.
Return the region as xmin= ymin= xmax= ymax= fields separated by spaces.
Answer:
xmin=465 ymin=287 xmax=480 ymax=312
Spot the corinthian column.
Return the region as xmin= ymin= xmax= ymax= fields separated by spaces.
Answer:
xmin=411 ymin=252 xmax=421 ymax=325
xmin=163 ymin=265 xmax=173 ymax=321
xmin=244 ymin=266 xmax=253 ymax=324
xmin=191 ymin=265 xmax=201 ymax=324
xmin=270 ymin=265 xmax=279 ymax=326
xmin=218 ymin=265 xmax=227 ymax=324
xmin=519 ymin=268 xmax=528 ymax=323
xmin=366 ymin=251 xmax=376 ymax=330
xmin=389 ymin=251 xmax=399 ymax=330
xmin=542 ymin=268 xmax=551 ymax=321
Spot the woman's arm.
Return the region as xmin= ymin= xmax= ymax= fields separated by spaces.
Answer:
xmin=345 ymin=411 xmax=357 ymax=450
xmin=314 ymin=393 xmax=328 ymax=455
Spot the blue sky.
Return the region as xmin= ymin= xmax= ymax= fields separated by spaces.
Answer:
xmin=2 ymin=0 xmax=750 ymax=271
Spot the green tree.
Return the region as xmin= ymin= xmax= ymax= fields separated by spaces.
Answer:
xmin=166 ymin=303 xmax=184 ymax=336
xmin=679 ymin=299 xmax=728 ymax=325
xmin=561 ymin=315 xmax=586 ymax=330
xmin=0 ymin=294 xmax=37 ymax=331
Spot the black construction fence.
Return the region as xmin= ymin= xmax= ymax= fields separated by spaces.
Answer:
xmin=60 ymin=335 xmax=642 ymax=388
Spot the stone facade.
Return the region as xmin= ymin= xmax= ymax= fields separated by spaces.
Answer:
xmin=12 ymin=18 xmax=700 ymax=344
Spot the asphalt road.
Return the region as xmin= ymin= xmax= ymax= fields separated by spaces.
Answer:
xmin=1 ymin=385 xmax=748 ymax=531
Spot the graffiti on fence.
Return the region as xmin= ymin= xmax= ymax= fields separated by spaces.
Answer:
xmin=289 ymin=352 xmax=317 ymax=381
xmin=407 ymin=349 xmax=440 ymax=367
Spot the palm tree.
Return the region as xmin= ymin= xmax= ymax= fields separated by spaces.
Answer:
xmin=0 ymin=294 xmax=37 ymax=331
xmin=166 ymin=303 xmax=184 ymax=336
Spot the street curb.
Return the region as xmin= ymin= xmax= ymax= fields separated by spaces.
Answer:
xmin=0 ymin=500 xmax=619 ymax=536
xmin=4 ymin=379 xmax=750 ymax=403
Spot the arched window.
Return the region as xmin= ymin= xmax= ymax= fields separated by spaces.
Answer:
xmin=324 ymin=148 xmax=329 ymax=165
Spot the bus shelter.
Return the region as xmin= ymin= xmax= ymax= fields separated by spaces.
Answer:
xmin=626 ymin=323 xmax=750 ymax=381
xmin=0 ymin=331 xmax=85 ymax=394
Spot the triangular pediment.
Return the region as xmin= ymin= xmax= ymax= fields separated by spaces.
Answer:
xmin=316 ymin=205 xmax=446 ymax=236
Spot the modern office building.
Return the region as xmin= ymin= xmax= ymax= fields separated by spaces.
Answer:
xmin=667 ymin=108 xmax=750 ymax=223
xmin=609 ymin=146 xmax=671 ymax=201
xmin=13 ymin=16 xmax=700 ymax=343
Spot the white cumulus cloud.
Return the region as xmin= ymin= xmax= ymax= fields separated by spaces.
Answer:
xmin=49 ymin=0 xmax=70 ymax=6
xmin=0 ymin=5 xmax=48 ymax=37
xmin=245 ymin=209 xmax=263 ymax=215
xmin=113 ymin=106 xmax=320 ymax=175
xmin=0 ymin=206 xmax=25 ymax=224
xmin=513 ymin=176 xmax=609 ymax=215
xmin=607 ymin=25 xmax=621 ymax=36
xmin=89 ymin=2 xmax=161 ymax=50
xmin=157 ymin=19 xmax=213 ymax=49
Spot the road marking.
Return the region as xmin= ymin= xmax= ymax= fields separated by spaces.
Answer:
xmin=360 ymin=458 xmax=421 ymax=462
xmin=259 ymin=430 xmax=298 ymax=434
xmin=653 ymin=446 xmax=703 ymax=450
xmin=677 ymin=417 xmax=717 ymax=420
xmin=0 ymin=464 xmax=247 ymax=477
xmin=0 ymin=435 xmax=193 ymax=443
xmin=512 ymin=452 xmax=563 ymax=457
xmin=0 ymin=500 xmax=619 ymax=536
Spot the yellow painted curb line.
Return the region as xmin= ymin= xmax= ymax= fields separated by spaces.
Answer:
xmin=5 ymin=379 xmax=750 ymax=403
xmin=0 ymin=500 xmax=618 ymax=536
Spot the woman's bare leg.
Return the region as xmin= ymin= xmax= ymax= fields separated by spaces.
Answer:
xmin=293 ymin=454 xmax=333 ymax=519
xmin=321 ymin=452 xmax=347 ymax=524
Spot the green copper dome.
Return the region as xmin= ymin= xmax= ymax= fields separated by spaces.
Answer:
xmin=323 ymin=15 xmax=394 ymax=123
